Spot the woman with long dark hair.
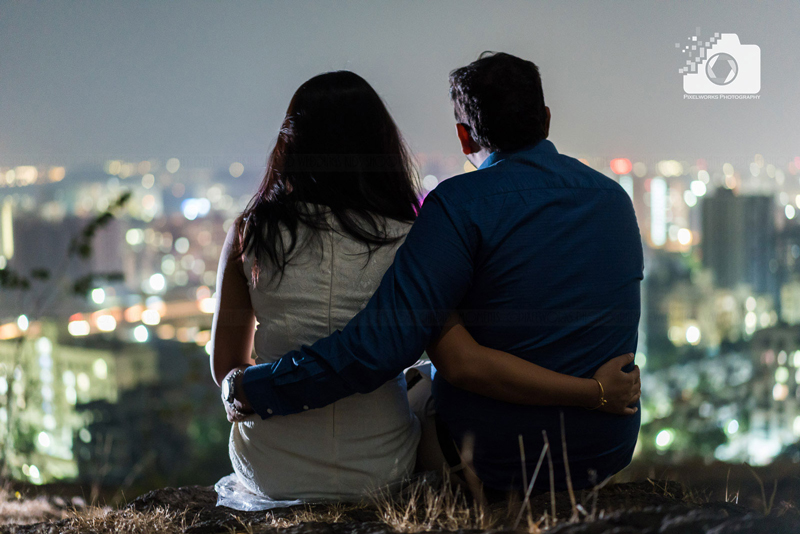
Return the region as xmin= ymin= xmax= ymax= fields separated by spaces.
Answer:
xmin=212 ymin=71 xmax=421 ymax=500
xmin=210 ymin=71 xmax=639 ymax=502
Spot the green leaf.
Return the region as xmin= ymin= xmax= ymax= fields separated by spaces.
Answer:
xmin=0 ymin=269 xmax=31 ymax=290
xmin=94 ymin=212 xmax=114 ymax=228
xmin=29 ymin=268 xmax=50 ymax=280
xmin=77 ymin=243 xmax=92 ymax=259
xmin=113 ymin=190 xmax=132 ymax=208
xmin=72 ymin=274 xmax=93 ymax=295
xmin=103 ymin=272 xmax=125 ymax=282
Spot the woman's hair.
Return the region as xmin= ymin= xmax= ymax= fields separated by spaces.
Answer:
xmin=235 ymin=71 xmax=420 ymax=286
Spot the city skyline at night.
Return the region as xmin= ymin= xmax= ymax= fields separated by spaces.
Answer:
xmin=1 ymin=146 xmax=799 ymax=485
xmin=2 ymin=0 xmax=800 ymax=508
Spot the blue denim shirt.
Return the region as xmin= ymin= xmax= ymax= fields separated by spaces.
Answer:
xmin=243 ymin=139 xmax=644 ymax=491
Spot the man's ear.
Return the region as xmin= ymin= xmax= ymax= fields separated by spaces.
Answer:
xmin=456 ymin=123 xmax=475 ymax=155
xmin=543 ymin=106 xmax=551 ymax=138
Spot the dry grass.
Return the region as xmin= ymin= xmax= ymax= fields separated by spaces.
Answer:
xmin=372 ymin=472 xmax=504 ymax=533
xmin=1 ymin=482 xmax=200 ymax=533
xmin=63 ymin=505 xmax=190 ymax=534
xmin=69 ymin=501 xmax=372 ymax=533
xmin=0 ymin=484 xmax=68 ymax=526
xmin=369 ymin=470 xmax=599 ymax=534
xmin=369 ymin=430 xmax=605 ymax=533
xmin=744 ymin=463 xmax=779 ymax=515
xmin=263 ymin=502 xmax=371 ymax=528
xmin=4 ymin=462 xmax=793 ymax=534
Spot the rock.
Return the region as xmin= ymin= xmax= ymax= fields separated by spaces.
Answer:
xmin=545 ymin=504 xmax=799 ymax=534
xmin=2 ymin=481 xmax=799 ymax=534
xmin=126 ymin=485 xmax=219 ymax=513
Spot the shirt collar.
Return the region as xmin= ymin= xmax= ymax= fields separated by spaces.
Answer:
xmin=478 ymin=138 xmax=558 ymax=170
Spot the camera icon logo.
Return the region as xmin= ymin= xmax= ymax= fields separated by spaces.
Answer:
xmin=706 ymin=53 xmax=737 ymax=85
xmin=680 ymin=33 xmax=760 ymax=94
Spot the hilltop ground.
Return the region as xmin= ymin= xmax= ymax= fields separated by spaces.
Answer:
xmin=2 ymin=461 xmax=800 ymax=534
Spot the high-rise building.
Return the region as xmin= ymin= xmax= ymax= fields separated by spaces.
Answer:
xmin=701 ymin=190 xmax=776 ymax=295
xmin=746 ymin=325 xmax=800 ymax=464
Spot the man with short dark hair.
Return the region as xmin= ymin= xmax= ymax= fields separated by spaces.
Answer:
xmin=236 ymin=52 xmax=644 ymax=492
xmin=450 ymin=52 xmax=550 ymax=156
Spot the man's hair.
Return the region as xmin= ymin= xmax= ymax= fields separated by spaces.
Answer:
xmin=449 ymin=52 xmax=547 ymax=152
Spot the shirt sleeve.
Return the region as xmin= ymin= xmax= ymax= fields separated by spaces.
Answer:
xmin=241 ymin=190 xmax=476 ymax=418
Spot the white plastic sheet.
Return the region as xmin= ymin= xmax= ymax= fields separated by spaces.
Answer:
xmin=214 ymin=473 xmax=308 ymax=511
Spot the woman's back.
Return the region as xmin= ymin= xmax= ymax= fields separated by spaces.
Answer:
xmin=229 ymin=204 xmax=420 ymax=500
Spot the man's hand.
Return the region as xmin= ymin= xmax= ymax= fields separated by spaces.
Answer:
xmin=591 ymin=353 xmax=641 ymax=415
xmin=222 ymin=365 xmax=255 ymax=423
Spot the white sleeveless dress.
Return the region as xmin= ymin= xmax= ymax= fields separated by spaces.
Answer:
xmin=228 ymin=204 xmax=421 ymax=501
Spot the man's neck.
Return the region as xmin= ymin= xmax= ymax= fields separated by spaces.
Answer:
xmin=467 ymin=147 xmax=492 ymax=169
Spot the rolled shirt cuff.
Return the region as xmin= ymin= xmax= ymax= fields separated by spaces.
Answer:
xmin=242 ymin=363 xmax=285 ymax=419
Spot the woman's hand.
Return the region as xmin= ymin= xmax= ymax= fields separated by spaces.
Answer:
xmin=222 ymin=365 xmax=255 ymax=423
xmin=591 ymin=353 xmax=641 ymax=415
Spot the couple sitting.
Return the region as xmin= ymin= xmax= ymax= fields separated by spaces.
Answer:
xmin=210 ymin=52 xmax=643 ymax=504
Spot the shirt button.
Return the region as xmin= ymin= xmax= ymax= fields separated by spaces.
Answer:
xmin=266 ymin=408 xmax=273 ymax=414
xmin=303 ymin=405 xmax=309 ymax=410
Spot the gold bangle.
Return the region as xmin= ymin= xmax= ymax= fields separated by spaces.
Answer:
xmin=589 ymin=377 xmax=607 ymax=410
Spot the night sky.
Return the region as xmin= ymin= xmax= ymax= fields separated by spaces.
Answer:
xmin=1 ymin=1 xmax=798 ymax=168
